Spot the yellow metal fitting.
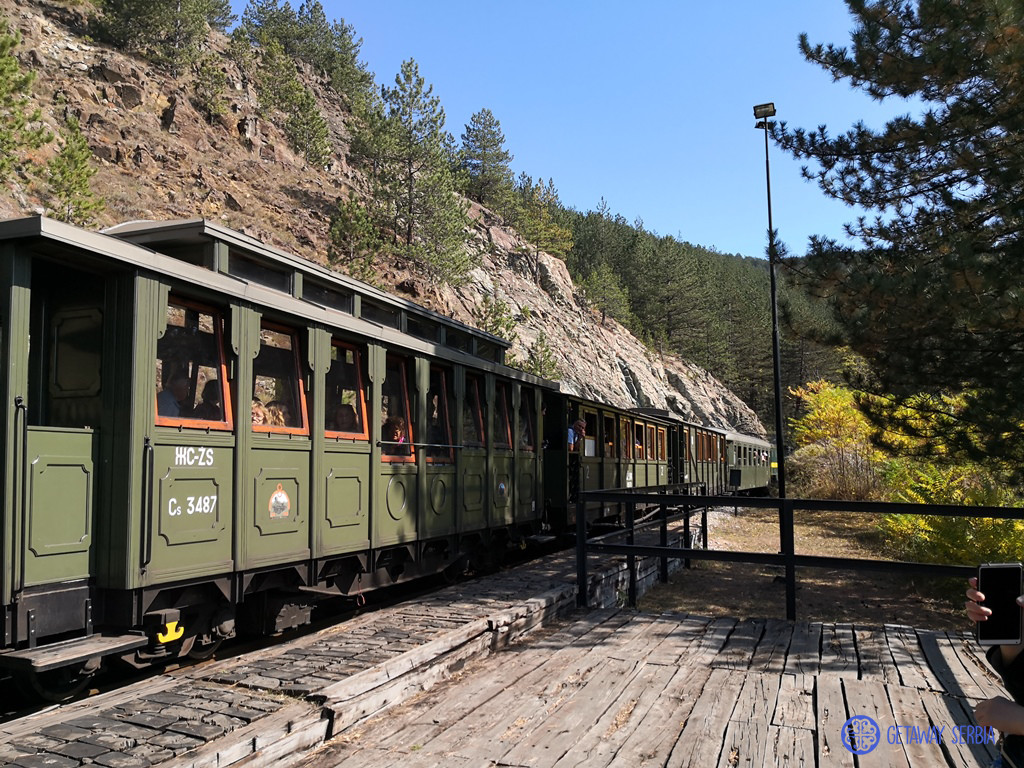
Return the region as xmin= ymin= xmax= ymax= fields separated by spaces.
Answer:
xmin=157 ymin=620 xmax=185 ymax=643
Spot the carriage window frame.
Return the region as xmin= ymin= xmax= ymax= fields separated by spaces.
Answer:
xmin=155 ymin=296 xmax=234 ymax=431
xmin=518 ymin=388 xmax=537 ymax=453
xmin=427 ymin=366 xmax=455 ymax=464
xmin=462 ymin=373 xmax=486 ymax=448
xmin=324 ymin=340 xmax=369 ymax=441
xmin=381 ymin=353 xmax=415 ymax=463
xmin=646 ymin=425 xmax=656 ymax=461
xmin=603 ymin=415 xmax=616 ymax=458
xmin=252 ymin=321 xmax=309 ymax=436
xmin=634 ymin=423 xmax=646 ymax=460
xmin=583 ymin=410 xmax=598 ymax=458
xmin=493 ymin=381 xmax=513 ymax=450
xmin=619 ymin=417 xmax=633 ymax=460
xmin=657 ymin=428 xmax=667 ymax=461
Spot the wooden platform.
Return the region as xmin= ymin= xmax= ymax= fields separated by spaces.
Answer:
xmin=297 ymin=611 xmax=1005 ymax=768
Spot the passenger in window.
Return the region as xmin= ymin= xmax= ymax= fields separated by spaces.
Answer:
xmin=251 ymin=399 xmax=267 ymax=426
xmin=192 ymin=380 xmax=222 ymax=421
xmin=158 ymin=373 xmax=190 ymax=418
xmin=382 ymin=416 xmax=409 ymax=455
xmin=332 ymin=404 xmax=358 ymax=432
xmin=568 ymin=419 xmax=585 ymax=452
xmin=266 ymin=400 xmax=291 ymax=427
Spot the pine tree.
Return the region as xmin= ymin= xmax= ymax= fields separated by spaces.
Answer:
xmin=285 ymin=86 xmax=330 ymax=165
xmin=350 ymin=59 xmax=472 ymax=283
xmin=192 ymin=54 xmax=227 ymax=121
xmin=460 ymin=108 xmax=514 ymax=210
xmin=98 ymin=0 xmax=234 ymax=76
xmin=0 ymin=20 xmax=50 ymax=184
xmin=513 ymin=175 xmax=573 ymax=282
xmin=776 ymin=0 xmax=1024 ymax=475
xmin=46 ymin=114 xmax=104 ymax=226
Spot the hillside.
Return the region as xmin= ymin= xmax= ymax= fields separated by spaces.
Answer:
xmin=5 ymin=0 xmax=764 ymax=435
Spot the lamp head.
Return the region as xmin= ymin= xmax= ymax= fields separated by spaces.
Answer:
xmin=753 ymin=102 xmax=776 ymax=120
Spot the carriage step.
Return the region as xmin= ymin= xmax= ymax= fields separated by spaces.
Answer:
xmin=0 ymin=633 xmax=148 ymax=672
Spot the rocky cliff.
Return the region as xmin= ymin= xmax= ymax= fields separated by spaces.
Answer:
xmin=6 ymin=0 xmax=764 ymax=436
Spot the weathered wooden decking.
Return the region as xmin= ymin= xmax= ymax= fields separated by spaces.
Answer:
xmin=299 ymin=610 xmax=1003 ymax=768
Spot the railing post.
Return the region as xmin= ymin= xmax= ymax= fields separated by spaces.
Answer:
xmin=780 ymin=497 xmax=796 ymax=621
xmin=576 ymin=494 xmax=588 ymax=608
xmin=683 ymin=491 xmax=692 ymax=569
xmin=627 ymin=501 xmax=637 ymax=608
xmin=659 ymin=501 xmax=669 ymax=583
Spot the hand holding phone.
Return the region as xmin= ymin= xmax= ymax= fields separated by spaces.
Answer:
xmin=976 ymin=562 xmax=1024 ymax=646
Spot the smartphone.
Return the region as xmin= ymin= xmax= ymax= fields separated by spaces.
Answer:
xmin=977 ymin=562 xmax=1024 ymax=646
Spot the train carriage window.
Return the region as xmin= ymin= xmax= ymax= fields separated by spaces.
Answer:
xmin=156 ymin=298 xmax=233 ymax=429
xmin=381 ymin=354 xmax=414 ymax=461
xmin=646 ymin=425 xmax=656 ymax=462
xmin=634 ymin=423 xmax=645 ymax=460
xmin=324 ymin=342 xmax=367 ymax=440
xmin=494 ymin=381 xmax=512 ymax=450
xmin=427 ymin=366 xmax=455 ymax=463
xmin=657 ymin=428 xmax=667 ymax=461
xmin=518 ymin=389 xmax=536 ymax=452
xmin=462 ymin=373 xmax=485 ymax=448
xmin=619 ymin=417 xmax=632 ymax=460
xmin=603 ymin=415 xmax=616 ymax=458
xmin=252 ymin=324 xmax=307 ymax=434
xmin=583 ymin=411 xmax=597 ymax=457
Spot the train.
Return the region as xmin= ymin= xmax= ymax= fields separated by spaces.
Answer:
xmin=0 ymin=215 xmax=771 ymax=700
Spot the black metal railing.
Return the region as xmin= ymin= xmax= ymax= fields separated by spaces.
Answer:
xmin=575 ymin=488 xmax=1024 ymax=620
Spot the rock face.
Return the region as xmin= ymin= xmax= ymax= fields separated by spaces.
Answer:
xmin=4 ymin=0 xmax=765 ymax=437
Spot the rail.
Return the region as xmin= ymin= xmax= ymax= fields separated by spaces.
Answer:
xmin=575 ymin=489 xmax=1023 ymax=620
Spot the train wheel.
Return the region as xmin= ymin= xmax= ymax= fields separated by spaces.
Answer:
xmin=186 ymin=637 xmax=223 ymax=661
xmin=16 ymin=658 xmax=99 ymax=703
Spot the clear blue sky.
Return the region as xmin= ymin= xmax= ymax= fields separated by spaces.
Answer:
xmin=235 ymin=1 xmax=914 ymax=259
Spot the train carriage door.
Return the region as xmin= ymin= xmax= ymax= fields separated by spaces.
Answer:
xmin=514 ymin=386 xmax=539 ymax=525
xmin=319 ymin=340 xmax=370 ymax=556
xmin=633 ymin=421 xmax=647 ymax=487
xmin=149 ymin=297 xmax=235 ymax=584
xmin=376 ymin=353 xmax=417 ymax=547
xmin=581 ymin=409 xmax=599 ymax=504
xmin=423 ymin=365 xmax=455 ymax=538
xmin=460 ymin=371 xmax=486 ymax=532
xmin=14 ymin=260 xmax=104 ymax=642
xmin=244 ymin=321 xmax=311 ymax=567
xmin=491 ymin=379 xmax=514 ymax=528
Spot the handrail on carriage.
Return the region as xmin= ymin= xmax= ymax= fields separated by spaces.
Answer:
xmin=575 ymin=489 xmax=1017 ymax=620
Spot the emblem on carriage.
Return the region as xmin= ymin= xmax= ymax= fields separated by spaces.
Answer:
xmin=269 ymin=484 xmax=291 ymax=518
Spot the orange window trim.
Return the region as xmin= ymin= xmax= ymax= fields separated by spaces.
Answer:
xmin=382 ymin=356 xmax=414 ymax=463
xmin=253 ymin=322 xmax=309 ymax=436
xmin=324 ymin=341 xmax=369 ymax=441
xmin=155 ymin=297 xmax=235 ymax=431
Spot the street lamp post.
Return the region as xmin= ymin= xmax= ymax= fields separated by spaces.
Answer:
xmin=753 ymin=102 xmax=786 ymax=501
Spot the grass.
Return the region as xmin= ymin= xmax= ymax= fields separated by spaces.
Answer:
xmin=638 ymin=506 xmax=969 ymax=631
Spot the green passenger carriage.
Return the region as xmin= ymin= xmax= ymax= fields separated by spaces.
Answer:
xmin=0 ymin=215 xmax=772 ymax=700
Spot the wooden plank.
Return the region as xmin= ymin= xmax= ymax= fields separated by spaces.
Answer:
xmin=764 ymin=724 xmax=815 ymax=767
xmin=855 ymin=626 xmax=901 ymax=683
xmin=885 ymin=684 xmax=949 ymax=768
xmin=941 ymin=632 xmax=1007 ymax=702
xmin=917 ymin=630 xmax=991 ymax=701
xmin=819 ymin=623 xmax=856 ymax=680
xmin=749 ymin=619 xmax=792 ymax=674
xmin=884 ymin=625 xmax=943 ymax=692
xmin=611 ymin=663 xmax=713 ymax=766
xmin=665 ymin=668 xmax=747 ymax=768
xmin=355 ymin=611 xmax=635 ymax=750
xmin=815 ymin=676 xmax=854 ymax=768
xmin=771 ymin=674 xmax=815 ymax=731
xmin=712 ymin=618 xmax=765 ymax=670
xmin=918 ymin=689 xmax=999 ymax=768
xmin=841 ymin=678 xmax=910 ymax=768
xmin=784 ymin=622 xmax=821 ymax=677
xmin=718 ymin=672 xmax=782 ymax=768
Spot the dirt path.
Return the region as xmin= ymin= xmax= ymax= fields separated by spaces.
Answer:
xmin=639 ymin=506 xmax=968 ymax=631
